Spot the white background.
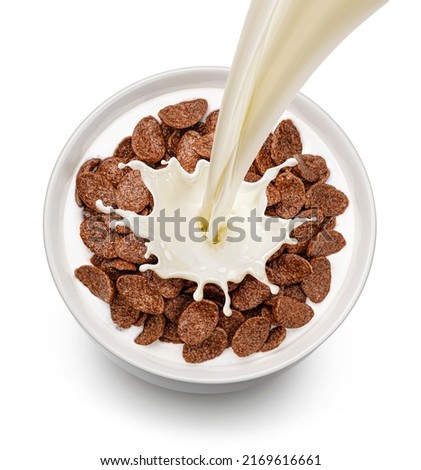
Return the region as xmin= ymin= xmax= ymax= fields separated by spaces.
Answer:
xmin=1 ymin=1 xmax=420 ymax=469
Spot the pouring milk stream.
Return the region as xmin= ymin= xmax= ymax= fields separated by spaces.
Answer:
xmin=203 ymin=0 xmax=387 ymax=240
xmin=99 ymin=0 xmax=387 ymax=315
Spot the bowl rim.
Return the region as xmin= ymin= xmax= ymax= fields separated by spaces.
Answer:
xmin=44 ymin=66 xmax=376 ymax=385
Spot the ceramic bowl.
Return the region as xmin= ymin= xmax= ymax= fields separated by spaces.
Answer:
xmin=44 ymin=67 xmax=376 ymax=393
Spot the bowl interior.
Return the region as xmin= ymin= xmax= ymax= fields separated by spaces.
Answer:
xmin=44 ymin=67 xmax=375 ymax=384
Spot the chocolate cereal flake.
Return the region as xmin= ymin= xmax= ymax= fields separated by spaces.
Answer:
xmin=260 ymin=326 xmax=287 ymax=352
xmin=160 ymin=122 xmax=174 ymax=143
xmin=192 ymin=121 xmax=208 ymax=135
xmin=115 ymin=235 xmax=149 ymax=265
xmin=271 ymin=119 xmax=302 ymax=165
xmin=135 ymin=314 xmax=148 ymax=327
xmin=301 ymin=257 xmax=331 ymax=303
xmin=255 ymin=134 xmax=274 ymax=175
xmin=183 ymin=328 xmax=228 ymax=363
xmin=268 ymin=254 xmax=312 ymax=286
xmin=272 ymin=296 xmax=314 ymax=328
xmin=75 ymin=265 xmax=115 ymax=304
xmin=217 ymin=310 xmax=245 ymax=346
xmin=232 ymin=317 xmax=271 ymax=357
xmin=284 ymin=284 xmax=307 ymax=303
xmin=149 ymin=272 xmax=185 ymax=299
xmin=76 ymin=172 xmax=116 ymax=211
xmin=113 ymin=136 xmax=137 ymax=162
xmin=265 ymin=206 xmax=279 ymax=218
xmin=273 ymin=172 xmax=306 ymax=219
xmin=76 ymin=158 xmax=101 ymax=176
xmin=191 ymin=132 xmax=214 ymax=159
xmin=244 ymin=171 xmax=261 ymax=183
xmin=135 ymin=314 xmax=166 ymax=346
xmin=158 ymin=99 xmax=208 ymax=129
xmin=114 ymin=224 xmax=132 ymax=236
xmin=322 ymin=216 xmax=337 ymax=231
xmin=261 ymin=305 xmax=277 ymax=324
xmin=305 ymin=184 xmax=349 ymax=216
xmin=160 ymin=320 xmax=183 ymax=344
xmin=80 ymin=218 xmax=118 ymax=259
xmin=287 ymin=219 xmax=320 ymax=255
xmin=266 ymin=182 xmax=282 ymax=206
xmin=202 ymin=284 xmax=226 ymax=304
xmin=167 ymin=130 xmax=182 ymax=157
xmin=232 ymin=275 xmax=271 ymax=311
xmin=75 ymin=158 xmax=102 ymax=206
xmin=176 ymin=130 xmax=202 ymax=173
xmin=294 ymin=155 xmax=328 ymax=183
xmin=116 ymin=275 xmax=164 ymax=314
xmin=110 ymin=294 xmax=141 ymax=328
xmin=306 ymin=230 xmax=346 ymax=258
xmin=108 ymin=258 xmax=138 ymax=272
xmin=204 ymin=109 xmax=219 ymax=134
xmin=163 ymin=295 xmax=192 ymax=323
xmin=297 ymin=207 xmax=325 ymax=225
xmin=132 ymin=115 xmax=166 ymax=164
xmin=177 ymin=300 xmax=219 ymax=345
xmin=115 ymin=170 xmax=151 ymax=213
xmin=96 ymin=157 xmax=131 ymax=186
xmin=91 ymin=256 xmax=138 ymax=281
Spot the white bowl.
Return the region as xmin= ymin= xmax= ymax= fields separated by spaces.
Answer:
xmin=44 ymin=67 xmax=376 ymax=394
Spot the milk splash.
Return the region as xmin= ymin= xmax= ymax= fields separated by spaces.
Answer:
xmin=97 ymin=0 xmax=387 ymax=315
xmin=98 ymin=157 xmax=300 ymax=316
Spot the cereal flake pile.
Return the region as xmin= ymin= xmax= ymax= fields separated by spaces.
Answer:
xmin=74 ymin=98 xmax=349 ymax=363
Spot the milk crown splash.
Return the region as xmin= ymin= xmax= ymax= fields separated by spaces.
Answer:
xmin=203 ymin=0 xmax=388 ymax=241
xmin=98 ymin=157 xmax=300 ymax=316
